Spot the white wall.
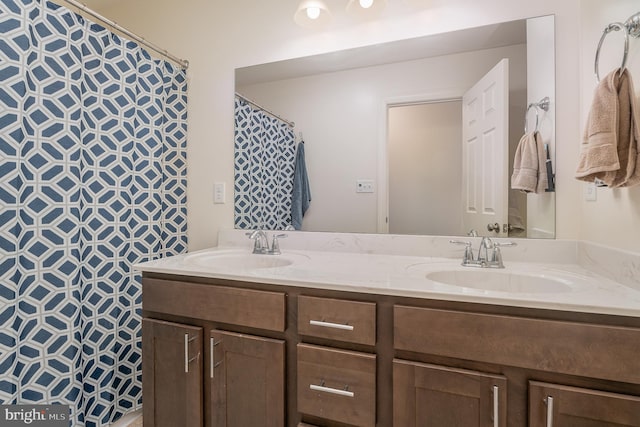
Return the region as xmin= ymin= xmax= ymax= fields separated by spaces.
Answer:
xmin=76 ymin=0 xmax=583 ymax=251
xmin=579 ymin=0 xmax=640 ymax=251
xmin=238 ymin=44 xmax=526 ymax=234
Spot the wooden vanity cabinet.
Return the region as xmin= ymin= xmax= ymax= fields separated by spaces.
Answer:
xmin=142 ymin=274 xmax=640 ymax=427
xmin=142 ymin=278 xmax=287 ymax=427
xmin=394 ymin=304 xmax=640 ymax=427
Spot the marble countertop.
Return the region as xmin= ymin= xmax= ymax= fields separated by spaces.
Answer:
xmin=135 ymin=246 xmax=640 ymax=318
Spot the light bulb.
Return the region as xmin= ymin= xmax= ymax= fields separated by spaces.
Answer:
xmin=359 ymin=0 xmax=374 ymax=8
xmin=306 ymin=6 xmax=321 ymax=19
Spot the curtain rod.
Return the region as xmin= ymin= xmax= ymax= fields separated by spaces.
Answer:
xmin=57 ymin=0 xmax=189 ymax=69
xmin=235 ymin=92 xmax=295 ymax=128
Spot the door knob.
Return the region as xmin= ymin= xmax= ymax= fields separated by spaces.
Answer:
xmin=487 ymin=222 xmax=500 ymax=232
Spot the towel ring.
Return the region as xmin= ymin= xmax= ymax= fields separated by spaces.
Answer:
xmin=594 ymin=22 xmax=629 ymax=83
xmin=524 ymin=97 xmax=550 ymax=134
xmin=594 ymin=12 xmax=640 ymax=83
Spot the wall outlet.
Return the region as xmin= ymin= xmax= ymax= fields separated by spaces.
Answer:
xmin=214 ymin=182 xmax=226 ymax=204
xmin=356 ymin=179 xmax=375 ymax=193
xmin=584 ymin=182 xmax=596 ymax=201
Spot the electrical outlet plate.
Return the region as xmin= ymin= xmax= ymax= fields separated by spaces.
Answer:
xmin=356 ymin=179 xmax=375 ymax=193
xmin=584 ymin=182 xmax=597 ymax=201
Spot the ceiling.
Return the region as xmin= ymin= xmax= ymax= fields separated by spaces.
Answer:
xmin=236 ymin=19 xmax=526 ymax=85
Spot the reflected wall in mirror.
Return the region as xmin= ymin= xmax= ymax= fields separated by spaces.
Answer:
xmin=234 ymin=15 xmax=556 ymax=239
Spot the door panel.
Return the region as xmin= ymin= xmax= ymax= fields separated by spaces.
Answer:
xmin=529 ymin=381 xmax=640 ymax=427
xmin=462 ymin=59 xmax=509 ymax=237
xmin=393 ymin=359 xmax=507 ymax=427
xmin=142 ymin=318 xmax=203 ymax=427
xmin=209 ymin=329 xmax=285 ymax=427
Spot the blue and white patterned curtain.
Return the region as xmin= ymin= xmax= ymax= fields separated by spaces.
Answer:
xmin=234 ymin=96 xmax=296 ymax=230
xmin=0 ymin=0 xmax=188 ymax=425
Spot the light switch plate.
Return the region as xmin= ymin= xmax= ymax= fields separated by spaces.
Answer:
xmin=214 ymin=182 xmax=226 ymax=204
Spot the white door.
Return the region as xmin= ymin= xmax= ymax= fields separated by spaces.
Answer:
xmin=461 ymin=59 xmax=509 ymax=237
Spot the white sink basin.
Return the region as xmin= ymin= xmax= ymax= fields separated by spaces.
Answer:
xmin=184 ymin=250 xmax=309 ymax=271
xmin=426 ymin=270 xmax=573 ymax=293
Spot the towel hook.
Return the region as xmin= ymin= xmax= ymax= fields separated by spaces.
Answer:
xmin=594 ymin=12 xmax=640 ymax=83
xmin=524 ymin=97 xmax=550 ymax=134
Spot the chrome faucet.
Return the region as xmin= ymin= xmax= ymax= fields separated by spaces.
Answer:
xmin=247 ymin=230 xmax=287 ymax=255
xmin=248 ymin=230 xmax=269 ymax=254
xmin=450 ymin=237 xmax=516 ymax=268
xmin=477 ymin=237 xmax=495 ymax=264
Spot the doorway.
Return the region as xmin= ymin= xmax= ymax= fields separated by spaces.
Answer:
xmin=387 ymin=100 xmax=463 ymax=235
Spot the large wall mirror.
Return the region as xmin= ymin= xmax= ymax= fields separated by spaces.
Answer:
xmin=234 ymin=15 xmax=556 ymax=239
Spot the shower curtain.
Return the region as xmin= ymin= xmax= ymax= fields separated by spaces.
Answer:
xmin=0 ymin=1 xmax=188 ymax=426
xmin=234 ymin=96 xmax=296 ymax=230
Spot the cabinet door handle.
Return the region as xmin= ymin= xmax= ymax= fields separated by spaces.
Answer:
xmin=184 ymin=333 xmax=198 ymax=373
xmin=184 ymin=334 xmax=189 ymax=373
xmin=492 ymin=385 xmax=499 ymax=427
xmin=309 ymin=320 xmax=354 ymax=331
xmin=210 ymin=337 xmax=222 ymax=379
xmin=310 ymin=384 xmax=355 ymax=398
xmin=545 ymin=396 xmax=554 ymax=427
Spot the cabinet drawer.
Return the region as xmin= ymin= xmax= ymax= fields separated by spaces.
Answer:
xmin=529 ymin=381 xmax=640 ymax=426
xmin=298 ymin=295 xmax=376 ymax=345
xmin=143 ymin=278 xmax=286 ymax=332
xmin=297 ymin=344 xmax=376 ymax=427
xmin=394 ymin=305 xmax=640 ymax=384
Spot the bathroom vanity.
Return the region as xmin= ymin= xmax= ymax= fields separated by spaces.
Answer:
xmin=136 ymin=232 xmax=640 ymax=427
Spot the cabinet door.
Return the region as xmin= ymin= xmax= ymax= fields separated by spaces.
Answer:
xmin=529 ymin=381 xmax=640 ymax=426
xmin=142 ymin=318 xmax=203 ymax=427
xmin=209 ymin=329 xmax=285 ymax=427
xmin=393 ymin=359 xmax=507 ymax=427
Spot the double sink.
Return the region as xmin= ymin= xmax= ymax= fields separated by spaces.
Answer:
xmin=183 ymin=248 xmax=589 ymax=295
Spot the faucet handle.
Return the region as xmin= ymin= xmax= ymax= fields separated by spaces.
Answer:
xmin=270 ymin=234 xmax=287 ymax=255
xmin=494 ymin=241 xmax=517 ymax=247
xmin=491 ymin=241 xmax=516 ymax=267
xmin=449 ymin=240 xmax=474 ymax=263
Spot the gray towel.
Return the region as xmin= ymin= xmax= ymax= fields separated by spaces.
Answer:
xmin=291 ymin=142 xmax=311 ymax=230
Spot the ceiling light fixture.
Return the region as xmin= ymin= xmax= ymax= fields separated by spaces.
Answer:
xmin=294 ymin=0 xmax=332 ymax=28
xmin=346 ymin=0 xmax=387 ymax=18
xmin=294 ymin=0 xmax=389 ymax=28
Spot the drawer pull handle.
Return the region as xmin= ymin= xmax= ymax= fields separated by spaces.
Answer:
xmin=309 ymin=320 xmax=354 ymax=331
xmin=492 ymin=385 xmax=499 ymax=427
xmin=310 ymin=384 xmax=355 ymax=398
xmin=545 ymin=396 xmax=554 ymax=427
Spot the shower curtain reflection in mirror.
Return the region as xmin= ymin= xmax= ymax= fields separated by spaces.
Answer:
xmin=234 ymin=96 xmax=297 ymax=230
